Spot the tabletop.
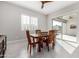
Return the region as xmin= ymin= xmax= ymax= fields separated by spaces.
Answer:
xmin=30 ymin=34 xmax=48 ymax=38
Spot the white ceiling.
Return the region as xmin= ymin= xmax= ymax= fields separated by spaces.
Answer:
xmin=8 ymin=1 xmax=78 ymax=15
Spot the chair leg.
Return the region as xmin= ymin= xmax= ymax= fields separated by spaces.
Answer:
xmin=27 ymin=44 xmax=29 ymax=50
xmin=33 ymin=38 xmax=36 ymax=48
xmin=47 ymin=44 xmax=49 ymax=51
xmin=52 ymin=43 xmax=54 ymax=49
xmin=52 ymin=43 xmax=55 ymax=49
xmin=2 ymin=50 xmax=5 ymax=58
xmin=40 ymin=43 xmax=43 ymax=48
xmin=30 ymin=45 xmax=31 ymax=55
xmin=53 ymin=42 xmax=55 ymax=46
xmin=46 ymin=43 xmax=49 ymax=51
xmin=38 ymin=44 xmax=41 ymax=52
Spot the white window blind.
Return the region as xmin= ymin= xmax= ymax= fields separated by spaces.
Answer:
xmin=21 ymin=14 xmax=38 ymax=31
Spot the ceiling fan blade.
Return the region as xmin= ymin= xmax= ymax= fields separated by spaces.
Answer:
xmin=41 ymin=1 xmax=52 ymax=9
xmin=41 ymin=2 xmax=44 ymax=9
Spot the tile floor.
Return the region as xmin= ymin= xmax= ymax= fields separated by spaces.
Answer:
xmin=4 ymin=39 xmax=79 ymax=58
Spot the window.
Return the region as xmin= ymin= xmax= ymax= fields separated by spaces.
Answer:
xmin=53 ymin=20 xmax=62 ymax=30
xmin=53 ymin=20 xmax=62 ymax=26
xmin=21 ymin=14 xmax=38 ymax=31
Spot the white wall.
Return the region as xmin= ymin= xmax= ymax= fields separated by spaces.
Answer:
xmin=0 ymin=2 xmax=47 ymax=41
xmin=66 ymin=17 xmax=77 ymax=36
xmin=76 ymin=11 xmax=79 ymax=42
xmin=47 ymin=2 xmax=79 ymax=42
xmin=61 ymin=13 xmax=77 ymax=36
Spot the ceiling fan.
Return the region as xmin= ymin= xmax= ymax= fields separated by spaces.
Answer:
xmin=41 ymin=1 xmax=52 ymax=9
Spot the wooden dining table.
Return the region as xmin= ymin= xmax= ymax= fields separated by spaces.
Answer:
xmin=30 ymin=33 xmax=48 ymax=52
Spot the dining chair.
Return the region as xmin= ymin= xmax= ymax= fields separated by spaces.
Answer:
xmin=41 ymin=32 xmax=48 ymax=35
xmin=36 ymin=30 xmax=41 ymax=34
xmin=26 ymin=30 xmax=39 ymax=55
xmin=37 ymin=33 xmax=44 ymax=52
xmin=41 ymin=32 xmax=48 ymax=40
xmin=43 ymin=30 xmax=56 ymax=51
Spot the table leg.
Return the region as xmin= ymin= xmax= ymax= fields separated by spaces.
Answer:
xmin=33 ymin=37 xmax=36 ymax=48
xmin=38 ymin=44 xmax=41 ymax=52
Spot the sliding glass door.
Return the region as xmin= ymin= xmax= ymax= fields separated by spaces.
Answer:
xmin=52 ymin=18 xmax=77 ymax=42
xmin=52 ymin=20 xmax=63 ymax=39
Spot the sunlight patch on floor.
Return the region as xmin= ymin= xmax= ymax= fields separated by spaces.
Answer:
xmin=56 ymin=34 xmax=76 ymax=42
xmin=65 ymin=41 xmax=79 ymax=48
xmin=57 ymin=39 xmax=79 ymax=54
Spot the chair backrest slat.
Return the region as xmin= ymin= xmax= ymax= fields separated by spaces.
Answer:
xmin=26 ymin=30 xmax=31 ymax=44
xmin=41 ymin=32 xmax=48 ymax=36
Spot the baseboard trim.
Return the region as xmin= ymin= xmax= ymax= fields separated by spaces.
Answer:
xmin=7 ymin=39 xmax=26 ymax=44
